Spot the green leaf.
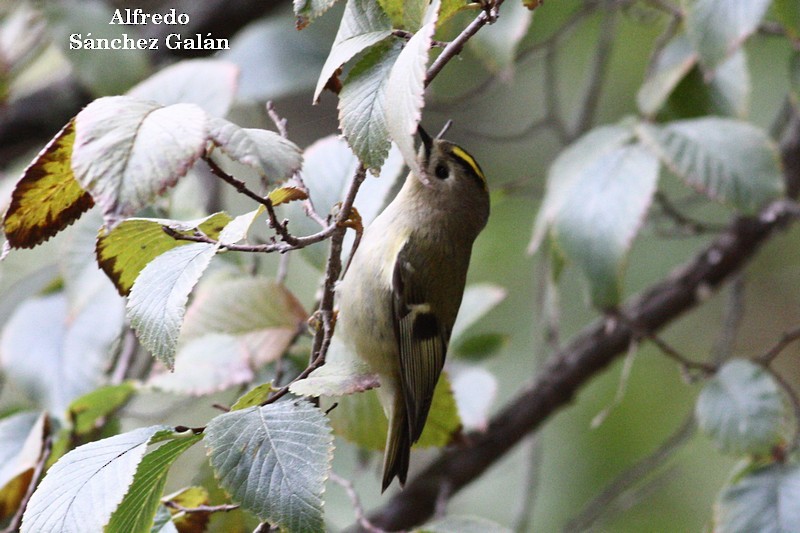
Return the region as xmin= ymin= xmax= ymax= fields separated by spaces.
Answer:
xmin=467 ymin=0 xmax=532 ymax=74
xmin=294 ymin=0 xmax=342 ymax=29
xmin=163 ymin=486 xmax=211 ymax=532
xmin=552 ymin=144 xmax=659 ymax=308
xmin=208 ymin=117 xmax=303 ymax=184
xmin=96 ymin=212 xmax=232 ymax=296
xmin=3 ymin=120 xmax=94 ymax=249
xmin=378 ymin=0 xmax=427 ymax=29
xmin=327 ymin=372 xmax=460 ymax=449
xmin=339 ymin=40 xmax=404 ymax=171
xmin=106 ymin=432 xmax=202 ymax=533
xmin=127 ymin=59 xmax=239 ymax=117
xmin=67 ymin=382 xmax=137 ymax=436
xmin=385 ymin=0 xmax=440 ymax=179
xmin=696 ymin=359 xmax=785 ymax=455
xmin=715 ymin=461 xmax=800 ymax=533
xmin=417 ymin=515 xmax=513 ymax=533
xmin=313 ymin=0 xmax=392 ymax=102
xmin=775 ymin=0 xmax=800 ymax=39
xmin=684 ymin=0 xmax=772 ymax=72
xmin=231 ymin=383 xmax=277 ymax=411
xmin=453 ymin=333 xmax=508 ymax=360
xmin=127 ymin=243 xmax=218 ymax=369
xmin=530 ymin=123 xmax=635 ymax=253
xmin=204 ymin=400 xmax=334 ymax=533
xmin=20 ymin=425 xmax=170 ymax=533
xmin=451 ymin=284 xmax=507 ymax=341
xmin=43 ymin=0 xmax=150 ymax=95
xmin=636 ymin=118 xmax=784 ymax=214
xmin=0 ymin=412 xmax=46 ymax=519
xmin=269 ymin=186 xmax=309 ymax=206
xmin=637 ymin=35 xmax=698 ymax=117
xmin=72 ymin=96 xmax=208 ymax=224
xmin=0 ymin=288 xmax=125 ymax=416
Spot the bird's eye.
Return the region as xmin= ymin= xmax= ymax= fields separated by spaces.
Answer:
xmin=434 ymin=163 xmax=449 ymax=180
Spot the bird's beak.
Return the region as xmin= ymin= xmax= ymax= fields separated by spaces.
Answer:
xmin=418 ymin=126 xmax=433 ymax=162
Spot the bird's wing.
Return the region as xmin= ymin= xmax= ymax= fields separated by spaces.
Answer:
xmin=391 ymin=241 xmax=449 ymax=443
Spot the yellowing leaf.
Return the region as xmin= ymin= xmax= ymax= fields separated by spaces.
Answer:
xmin=3 ymin=121 xmax=94 ymax=249
xmin=268 ymin=186 xmax=308 ymax=206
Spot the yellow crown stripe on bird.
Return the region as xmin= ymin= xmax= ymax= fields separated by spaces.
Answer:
xmin=449 ymin=145 xmax=487 ymax=185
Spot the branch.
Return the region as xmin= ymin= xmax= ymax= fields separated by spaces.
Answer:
xmin=362 ymin=199 xmax=800 ymax=531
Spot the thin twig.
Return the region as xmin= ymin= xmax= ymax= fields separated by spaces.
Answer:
xmin=266 ymin=101 xmax=289 ymax=138
xmin=330 ymin=472 xmax=385 ymax=533
xmin=393 ymin=29 xmax=448 ymax=48
xmin=710 ymin=274 xmax=745 ymax=364
xmin=205 ymin=157 xmax=299 ymax=246
xmin=761 ymin=365 xmax=800 ymax=449
xmin=425 ymin=0 xmax=506 ymax=86
xmin=757 ymin=326 xmax=800 ymax=366
xmin=110 ymin=328 xmax=138 ymax=385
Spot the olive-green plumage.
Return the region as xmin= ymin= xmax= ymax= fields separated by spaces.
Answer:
xmin=336 ymin=129 xmax=490 ymax=491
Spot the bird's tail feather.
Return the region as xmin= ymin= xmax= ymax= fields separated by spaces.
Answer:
xmin=382 ymin=397 xmax=411 ymax=492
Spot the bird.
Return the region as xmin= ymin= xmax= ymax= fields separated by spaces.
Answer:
xmin=336 ymin=126 xmax=490 ymax=491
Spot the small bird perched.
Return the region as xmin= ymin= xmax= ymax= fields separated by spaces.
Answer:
xmin=336 ymin=127 xmax=490 ymax=491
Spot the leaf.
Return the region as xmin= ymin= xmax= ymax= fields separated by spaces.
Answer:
xmin=684 ymin=0 xmax=772 ymax=72
xmin=67 ymin=382 xmax=137 ymax=436
xmin=150 ymin=275 xmax=307 ymax=394
xmin=450 ymin=367 xmax=497 ymax=432
xmin=339 ymin=40 xmax=403 ymax=171
xmin=453 ymin=332 xmax=508 ymax=360
xmin=529 ymin=123 xmax=635 ymax=253
xmin=43 ymin=0 xmax=150 ymax=96
xmin=180 ymin=275 xmax=307 ymax=342
xmin=552 ymin=144 xmax=659 ymax=308
xmin=147 ymin=334 xmax=254 ymax=396
xmin=637 ymin=35 xmax=698 ymax=117
xmin=294 ymin=0 xmax=342 ymax=29
xmin=217 ymin=207 xmax=265 ymax=246
xmin=127 ymin=243 xmax=218 ymax=368
xmin=163 ymin=486 xmax=211 ymax=532
xmin=636 ymin=118 xmax=784 ymax=214
xmin=791 ymin=51 xmax=800 ymax=110
xmin=775 ymin=0 xmax=800 ymax=40
xmin=467 ymin=0 xmax=532 ymax=74
xmin=127 ymin=59 xmax=239 ymax=117
xmin=0 ymin=288 xmax=125 ymax=416
xmin=204 ymin=400 xmax=334 ymax=533
xmin=378 ymin=0 xmax=427 ymax=29
xmin=231 ymin=383 xmax=277 ymax=411
xmin=0 ymin=412 xmax=46 ymax=520
xmin=715 ymin=461 xmax=800 ymax=533
xmin=451 ymin=284 xmax=507 ymax=341
xmin=221 ymin=18 xmax=329 ymax=101
xmin=96 ymin=212 xmax=232 ymax=296
xmin=290 ymin=337 xmax=380 ymax=397
xmin=3 ymin=120 xmax=94 ymax=249
xmin=417 ymin=515 xmax=514 ymax=533
xmin=314 ymin=0 xmax=392 ymax=102
xmin=327 ymin=373 xmax=460 ymax=449
xmin=269 ymin=186 xmax=309 ymax=206
xmin=106 ymin=433 xmax=203 ymax=533
xmin=20 ymin=425 xmax=169 ymax=533
xmin=385 ymin=0 xmax=440 ymax=179
xmin=696 ymin=359 xmax=785 ymax=455
xmin=208 ymin=117 xmax=303 ymax=184
xmin=72 ymin=96 xmax=208 ymax=224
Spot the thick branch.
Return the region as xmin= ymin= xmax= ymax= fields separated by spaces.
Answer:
xmin=363 ymin=200 xmax=800 ymax=531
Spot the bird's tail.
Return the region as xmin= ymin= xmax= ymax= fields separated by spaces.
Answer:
xmin=382 ymin=394 xmax=411 ymax=492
